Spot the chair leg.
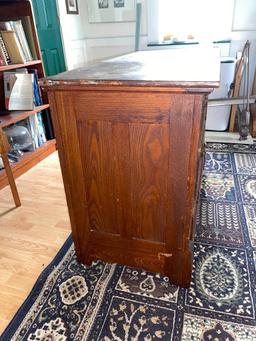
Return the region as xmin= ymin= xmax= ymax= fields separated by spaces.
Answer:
xmin=1 ymin=152 xmax=21 ymax=207
xmin=0 ymin=129 xmax=21 ymax=207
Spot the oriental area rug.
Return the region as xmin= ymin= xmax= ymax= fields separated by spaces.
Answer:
xmin=1 ymin=143 xmax=256 ymax=341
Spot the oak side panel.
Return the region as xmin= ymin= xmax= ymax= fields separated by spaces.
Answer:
xmin=184 ymin=95 xmax=204 ymax=242
xmin=165 ymin=94 xmax=197 ymax=285
xmin=189 ymin=95 xmax=207 ymax=242
xmin=87 ymin=230 xmax=166 ymax=273
xmin=48 ymin=91 xmax=90 ymax=260
xmin=180 ymin=95 xmax=204 ymax=286
xmin=112 ymin=123 xmax=132 ymax=239
xmin=48 ymin=88 xmax=206 ymax=287
xmin=77 ymin=119 xmax=118 ymax=234
xmin=129 ymin=123 xmax=169 ymax=242
xmin=74 ymin=91 xmax=171 ymax=123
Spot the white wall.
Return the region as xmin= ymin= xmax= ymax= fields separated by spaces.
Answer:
xmin=57 ymin=0 xmax=147 ymax=70
xmin=57 ymin=0 xmax=88 ymax=70
xmin=146 ymin=0 xmax=256 ymax=90
xmin=57 ymin=0 xmax=256 ymax=92
xmin=230 ymin=0 xmax=256 ymax=90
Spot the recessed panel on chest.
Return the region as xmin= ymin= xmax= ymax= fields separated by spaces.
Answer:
xmin=48 ymin=88 xmax=205 ymax=286
xmin=74 ymin=91 xmax=175 ymax=243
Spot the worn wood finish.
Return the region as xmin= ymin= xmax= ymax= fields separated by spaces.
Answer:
xmin=46 ymin=49 xmax=220 ymax=87
xmin=43 ymin=50 xmax=219 ymax=287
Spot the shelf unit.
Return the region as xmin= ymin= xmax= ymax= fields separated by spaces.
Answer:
xmin=0 ymin=104 xmax=50 ymax=127
xmin=0 ymin=1 xmax=56 ymax=192
xmin=0 ymin=60 xmax=42 ymax=72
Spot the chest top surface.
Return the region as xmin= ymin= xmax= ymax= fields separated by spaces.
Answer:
xmin=43 ymin=48 xmax=220 ymax=90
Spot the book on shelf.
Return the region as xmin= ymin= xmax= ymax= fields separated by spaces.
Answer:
xmin=21 ymin=17 xmax=37 ymax=60
xmin=0 ymin=19 xmax=34 ymax=65
xmin=0 ymin=52 xmax=5 ymax=66
xmin=31 ymin=113 xmax=47 ymax=147
xmin=29 ymin=69 xmax=47 ymax=147
xmin=28 ymin=69 xmax=43 ymax=106
xmin=3 ymin=67 xmax=47 ymax=148
xmin=3 ymin=68 xmax=45 ymax=111
xmin=10 ymin=20 xmax=33 ymax=61
xmin=0 ymin=33 xmax=11 ymax=65
xmin=0 ymin=31 xmax=26 ymax=64
xmin=4 ymin=70 xmax=34 ymax=110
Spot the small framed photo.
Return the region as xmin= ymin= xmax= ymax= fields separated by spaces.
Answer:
xmin=114 ymin=0 xmax=125 ymax=7
xmin=88 ymin=0 xmax=136 ymax=23
xmin=98 ymin=0 xmax=109 ymax=9
xmin=65 ymin=0 xmax=79 ymax=14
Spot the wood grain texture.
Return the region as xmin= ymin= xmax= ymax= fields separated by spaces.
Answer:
xmin=48 ymin=89 xmax=206 ymax=287
xmin=130 ymin=123 xmax=169 ymax=242
xmin=44 ymin=50 xmax=216 ymax=287
xmin=48 ymin=92 xmax=90 ymax=262
xmin=0 ymin=152 xmax=70 ymax=334
xmin=112 ymin=123 xmax=131 ymax=239
xmin=75 ymin=91 xmax=172 ymax=123
xmin=79 ymin=119 xmax=117 ymax=234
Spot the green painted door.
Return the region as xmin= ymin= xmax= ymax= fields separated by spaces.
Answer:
xmin=32 ymin=0 xmax=66 ymax=76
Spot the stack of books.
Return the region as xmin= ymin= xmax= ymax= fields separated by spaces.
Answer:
xmin=0 ymin=20 xmax=33 ymax=66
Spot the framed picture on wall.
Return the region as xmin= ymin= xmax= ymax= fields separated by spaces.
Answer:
xmin=66 ymin=0 xmax=79 ymax=15
xmin=87 ymin=0 xmax=136 ymax=23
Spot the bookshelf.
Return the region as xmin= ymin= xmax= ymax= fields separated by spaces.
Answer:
xmin=0 ymin=104 xmax=50 ymax=127
xmin=0 ymin=59 xmax=42 ymax=72
xmin=0 ymin=1 xmax=56 ymax=192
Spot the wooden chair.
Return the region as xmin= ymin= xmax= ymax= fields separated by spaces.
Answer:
xmin=0 ymin=128 xmax=21 ymax=207
xmin=228 ymin=54 xmax=245 ymax=131
xmin=250 ymin=68 xmax=256 ymax=137
xmin=229 ymin=41 xmax=250 ymax=132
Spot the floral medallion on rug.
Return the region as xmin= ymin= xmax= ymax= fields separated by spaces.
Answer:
xmin=1 ymin=143 xmax=256 ymax=341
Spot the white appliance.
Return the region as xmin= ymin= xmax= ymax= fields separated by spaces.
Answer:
xmin=206 ymin=57 xmax=236 ymax=131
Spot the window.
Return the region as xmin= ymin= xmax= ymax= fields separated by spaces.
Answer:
xmin=148 ymin=0 xmax=234 ymax=43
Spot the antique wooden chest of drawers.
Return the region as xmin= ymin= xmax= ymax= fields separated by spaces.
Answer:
xmin=43 ymin=49 xmax=219 ymax=287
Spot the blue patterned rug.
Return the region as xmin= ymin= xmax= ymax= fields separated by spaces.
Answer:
xmin=1 ymin=143 xmax=256 ymax=341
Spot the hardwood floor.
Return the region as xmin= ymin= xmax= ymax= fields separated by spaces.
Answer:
xmin=0 ymin=152 xmax=70 ymax=334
